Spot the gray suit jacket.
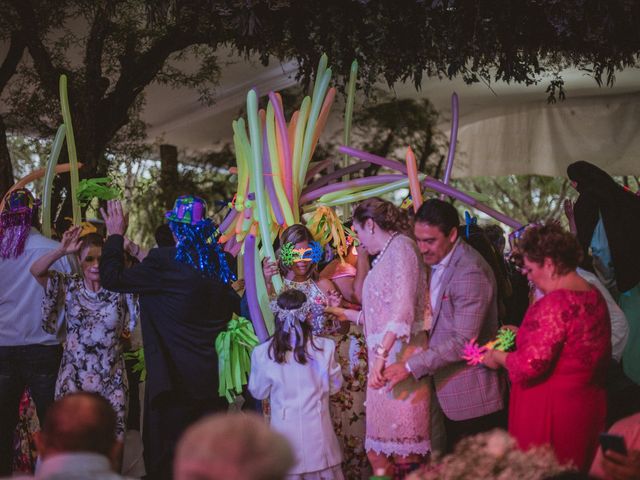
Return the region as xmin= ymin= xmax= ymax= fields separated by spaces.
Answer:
xmin=407 ymin=241 xmax=505 ymax=421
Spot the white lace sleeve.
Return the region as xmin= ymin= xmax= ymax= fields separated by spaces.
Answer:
xmin=380 ymin=237 xmax=423 ymax=341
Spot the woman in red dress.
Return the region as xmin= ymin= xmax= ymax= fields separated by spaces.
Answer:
xmin=483 ymin=223 xmax=611 ymax=472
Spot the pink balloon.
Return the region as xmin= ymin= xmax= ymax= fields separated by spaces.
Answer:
xmin=268 ymin=92 xmax=293 ymax=205
xmin=338 ymin=146 xmax=408 ymax=174
xmin=300 ymin=174 xmax=405 ymax=204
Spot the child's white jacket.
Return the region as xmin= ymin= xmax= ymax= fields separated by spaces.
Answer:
xmin=249 ymin=336 xmax=343 ymax=475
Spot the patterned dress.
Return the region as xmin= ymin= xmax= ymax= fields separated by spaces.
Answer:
xmin=506 ymin=288 xmax=611 ymax=472
xmin=283 ymin=278 xmax=370 ymax=478
xmin=362 ymin=234 xmax=430 ymax=458
xmin=42 ymin=272 xmax=138 ymax=440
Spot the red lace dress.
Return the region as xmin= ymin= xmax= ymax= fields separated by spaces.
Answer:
xmin=506 ymin=288 xmax=611 ymax=472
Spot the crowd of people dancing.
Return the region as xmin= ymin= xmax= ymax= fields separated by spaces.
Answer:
xmin=0 ymin=161 xmax=639 ymax=480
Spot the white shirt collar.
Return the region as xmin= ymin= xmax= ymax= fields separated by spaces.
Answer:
xmin=432 ymin=239 xmax=460 ymax=270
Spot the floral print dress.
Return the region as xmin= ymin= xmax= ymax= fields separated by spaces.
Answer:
xmin=42 ymin=272 xmax=138 ymax=440
xmin=284 ymin=278 xmax=370 ymax=479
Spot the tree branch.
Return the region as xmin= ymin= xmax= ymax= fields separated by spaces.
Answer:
xmin=0 ymin=30 xmax=26 ymax=91
xmin=98 ymin=26 xmax=204 ymax=142
xmin=84 ymin=0 xmax=115 ymax=99
xmin=9 ymin=0 xmax=65 ymax=96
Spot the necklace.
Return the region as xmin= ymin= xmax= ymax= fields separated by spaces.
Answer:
xmin=371 ymin=232 xmax=398 ymax=268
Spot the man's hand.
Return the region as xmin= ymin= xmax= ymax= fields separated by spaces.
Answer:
xmin=384 ymin=361 xmax=411 ymax=388
xmin=326 ymin=289 xmax=342 ymax=308
xmin=100 ymin=200 xmax=128 ymax=237
xmin=602 ymin=449 xmax=640 ymax=480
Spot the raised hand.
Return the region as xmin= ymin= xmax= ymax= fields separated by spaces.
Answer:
xmin=563 ymin=199 xmax=577 ymax=234
xmin=58 ymin=226 xmax=83 ymax=255
xmin=326 ymin=289 xmax=342 ymax=308
xmin=262 ymin=257 xmax=279 ymax=282
xmin=100 ymin=200 xmax=128 ymax=236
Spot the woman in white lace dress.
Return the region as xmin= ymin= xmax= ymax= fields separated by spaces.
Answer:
xmin=330 ymin=198 xmax=430 ymax=478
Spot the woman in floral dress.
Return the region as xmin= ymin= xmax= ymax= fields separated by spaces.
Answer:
xmin=263 ymin=224 xmax=370 ymax=478
xmin=30 ymin=226 xmax=137 ymax=442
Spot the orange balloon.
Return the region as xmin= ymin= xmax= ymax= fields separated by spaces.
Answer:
xmin=0 ymin=163 xmax=84 ymax=213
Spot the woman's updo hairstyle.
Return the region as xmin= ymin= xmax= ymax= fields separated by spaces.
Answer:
xmin=517 ymin=222 xmax=583 ymax=275
xmin=352 ymin=197 xmax=413 ymax=238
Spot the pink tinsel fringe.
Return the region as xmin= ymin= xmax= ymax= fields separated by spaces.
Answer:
xmin=0 ymin=210 xmax=31 ymax=259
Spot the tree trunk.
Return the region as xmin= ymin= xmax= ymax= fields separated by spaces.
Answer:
xmin=0 ymin=116 xmax=15 ymax=198
xmin=160 ymin=143 xmax=178 ymax=210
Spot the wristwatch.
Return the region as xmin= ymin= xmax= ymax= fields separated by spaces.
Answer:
xmin=374 ymin=344 xmax=389 ymax=358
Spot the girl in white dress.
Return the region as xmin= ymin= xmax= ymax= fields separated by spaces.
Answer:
xmin=249 ymin=289 xmax=344 ymax=480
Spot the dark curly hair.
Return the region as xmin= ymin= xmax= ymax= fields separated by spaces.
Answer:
xmin=517 ymin=222 xmax=583 ymax=275
xmin=352 ymin=197 xmax=413 ymax=238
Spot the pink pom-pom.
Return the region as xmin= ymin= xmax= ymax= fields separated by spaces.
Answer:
xmin=461 ymin=337 xmax=487 ymax=366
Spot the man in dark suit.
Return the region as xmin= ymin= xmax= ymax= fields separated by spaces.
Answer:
xmin=385 ymin=199 xmax=505 ymax=452
xmin=99 ymin=198 xmax=239 ymax=480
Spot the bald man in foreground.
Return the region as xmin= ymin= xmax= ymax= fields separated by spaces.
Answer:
xmin=7 ymin=392 xmax=134 ymax=480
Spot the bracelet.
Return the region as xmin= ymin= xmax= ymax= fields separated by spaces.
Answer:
xmin=356 ymin=310 xmax=363 ymax=326
xmin=373 ymin=344 xmax=389 ymax=358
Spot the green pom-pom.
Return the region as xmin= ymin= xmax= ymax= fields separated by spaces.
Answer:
xmin=76 ymin=177 xmax=120 ymax=206
xmin=495 ymin=328 xmax=516 ymax=352
xmin=279 ymin=242 xmax=296 ymax=267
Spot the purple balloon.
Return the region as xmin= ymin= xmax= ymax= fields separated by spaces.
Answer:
xmin=300 ymin=174 xmax=406 ymax=204
xmin=218 ymin=208 xmax=238 ymax=234
xmin=338 ymin=146 xmax=408 ymax=174
xmin=262 ymin=125 xmax=285 ymax=225
xmin=442 ymin=92 xmax=459 ymax=186
xmin=421 ymin=177 xmax=523 ymax=229
xmin=304 ymin=158 xmax=334 ymax=182
xmin=303 ymin=161 xmax=371 ymax=195
xmin=244 ymin=234 xmax=269 ymax=342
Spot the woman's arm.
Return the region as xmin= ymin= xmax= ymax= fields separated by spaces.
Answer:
xmin=352 ymin=245 xmax=369 ymax=304
xmin=124 ymin=237 xmax=148 ymax=262
xmin=30 ymin=226 xmax=82 ymax=288
xmin=262 ymin=257 xmax=279 ymax=297
xmin=370 ymin=331 xmax=397 ymax=389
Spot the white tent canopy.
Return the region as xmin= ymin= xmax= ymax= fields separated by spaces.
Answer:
xmin=141 ymin=53 xmax=640 ymax=177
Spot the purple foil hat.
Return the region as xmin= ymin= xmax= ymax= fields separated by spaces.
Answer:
xmin=165 ymin=195 xmax=208 ymax=225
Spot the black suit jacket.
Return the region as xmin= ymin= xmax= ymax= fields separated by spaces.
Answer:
xmin=100 ymin=235 xmax=240 ymax=403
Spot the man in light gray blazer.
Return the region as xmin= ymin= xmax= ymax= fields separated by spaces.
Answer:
xmin=385 ymin=199 xmax=505 ymax=452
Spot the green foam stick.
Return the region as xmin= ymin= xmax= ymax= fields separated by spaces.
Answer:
xmin=42 ymin=124 xmax=66 ymax=238
xmin=59 ymin=75 xmax=81 ymax=225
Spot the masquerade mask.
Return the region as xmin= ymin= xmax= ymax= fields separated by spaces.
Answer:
xmin=280 ymin=241 xmax=323 ymax=267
